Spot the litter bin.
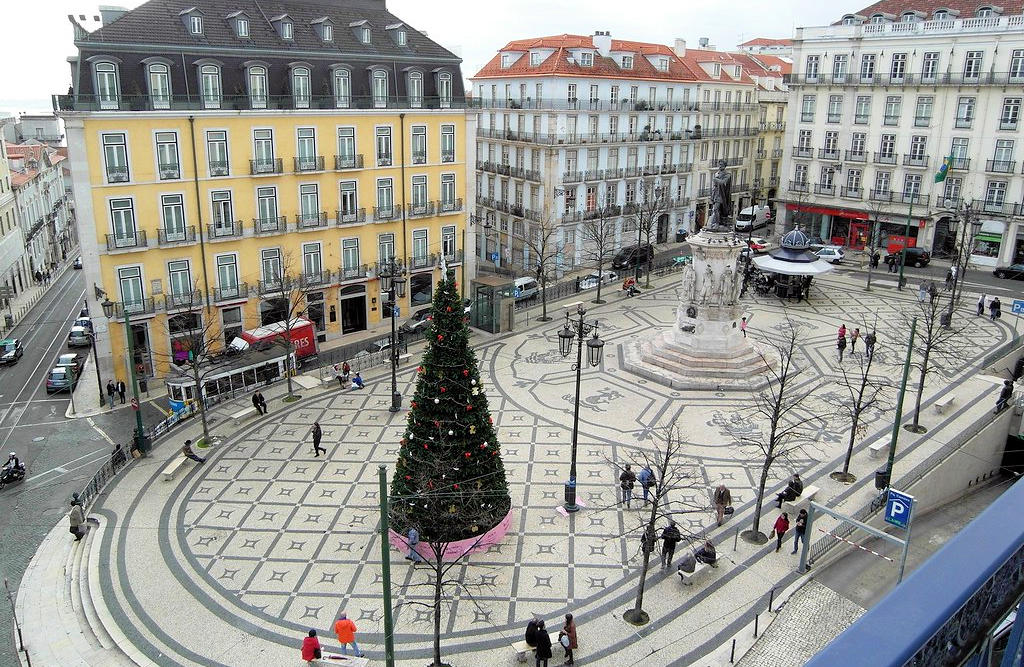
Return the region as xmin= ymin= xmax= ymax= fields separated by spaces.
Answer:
xmin=4 ymin=314 xmax=12 ymax=328
xmin=676 ymin=229 xmax=687 ymax=242
xmin=391 ymin=391 xmax=402 ymax=411
xmin=874 ymin=468 xmax=890 ymax=490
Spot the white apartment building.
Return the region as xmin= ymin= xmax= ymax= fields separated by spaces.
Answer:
xmin=778 ymin=2 xmax=1024 ymax=267
xmin=469 ymin=33 xmax=761 ymax=274
xmin=7 ymin=144 xmax=73 ymax=271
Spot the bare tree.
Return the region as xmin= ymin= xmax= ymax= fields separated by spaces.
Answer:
xmin=520 ymin=216 xmax=565 ymax=322
xmin=728 ymin=322 xmax=823 ymax=542
xmin=863 ymin=198 xmax=891 ymax=291
xmin=830 ymin=320 xmax=892 ymax=483
xmin=629 ymin=180 xmax=669 ymax=287
xmin=579 ymin=205 xmax=617 ymax=304
xmin=620 ymin=425 xmax=709 ymax=625
xmin=260 ymin=251 xmax=311 ymax=398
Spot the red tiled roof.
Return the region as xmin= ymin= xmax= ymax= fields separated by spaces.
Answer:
xmin=10 ymin=171 xmax=33 ymax=189
xmin=674 ymin=48 xmax=759 ymax=85
xmin=738 ymin=37 xmax=793 ymax=47
xmin=838 ymin=0 xmax=998 ymax=21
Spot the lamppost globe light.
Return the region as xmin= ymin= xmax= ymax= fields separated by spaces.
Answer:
xmin=586 ymin=332 xmax=604 ymax=367
xmin=101 ymin=298 xmax=114 ymax=318
xmin=558 ymin=324 xmax=574 ymax=357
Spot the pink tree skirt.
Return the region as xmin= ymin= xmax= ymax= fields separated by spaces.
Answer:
xmin=388 ymin=509 xmax=514 ymax=562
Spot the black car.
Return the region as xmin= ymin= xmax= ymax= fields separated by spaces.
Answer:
xmin=611 ymin=244 xmax=656 ymax=270
xmin=72 ymin=257 xmax=83 ymax=270
xmin=885 ymin=247 xmax=931 ymax=268
xmin=994 ymin=264 xmax=1024 ymax=280
xmin=0 ymin=339 xmax=23 ymax=365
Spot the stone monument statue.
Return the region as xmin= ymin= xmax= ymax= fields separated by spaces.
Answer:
xmin=699 ymin=264 xmax=714 ymax=304
xmin=705 ymin=161 xmax=733 ymax=232
xmin=718 ymin=266 xmax=734 ymax=305
xmin=680 ymin=264 xmax=696 ymax=303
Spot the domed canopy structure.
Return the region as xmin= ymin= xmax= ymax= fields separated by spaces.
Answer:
xmin=769 ymin=229 xmax=820 ymax=263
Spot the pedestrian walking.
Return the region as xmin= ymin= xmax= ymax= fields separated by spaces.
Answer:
xmin=106 ymin=380 xmax=116 ymax=409
xmin=637 ymin=463 xmax=656 ymax=503
xmin=69 ymin=494 xmax=86 ymax=541
xmin=33 ymin=270 xmax=41 ymax=284
xmin=619 ymin=464 xmax=636 ymax=508
xmin=928 ymin=280 xmax=938 ymax=303
xmin=791 ymin=508 xmax=808 ymax=555
xmin=116 ymin=379 xmax=126 ymax=404
xmin=991 ymin=297 xmax=1002 ymax=321
xmin=740 ymin=316 xmax=747 ymax=338
xmin=837 ymin=333 xmax=847 ymax=362
xmin=945 ymin=268 xmax=954 ymax=290
xmin=838 ymin=323 xmax=847 ymax=339
xmin=534 ymin=620 xmax=553 ymax=667
xmin=333 ymin=613 xmax=363 ymax=657
xmin=850 ymin=327 xmax=860 ymax=353
xmin=870 ymin=250 xmax=880 ymax=269
xmin=995 ymin=380 xmax=1014 ymax=413
xmin=978 ymin=294 xmax=986 ymax=316
xmin=641 ymin=524 xmax=656 ymax=557
xmin=350 ymin=372 xmax=365 ymax=389
xmin=918 ymin=282 xmax=928 ymax=303
xmin=251 ymin=391 xmax=265 ymax=415
xmin=300 ymin=629 xmax=322 ymax=665
xmin=865 ymin=331 xmax=877 ymax=360
xmin=772 ymin=512 xmax=790 ymax=552
xmin=559 ymin=613 xmax=578 ymax=665
xmin=660 ymin=521 xmax=681 ymax=569
xmin=405 ymin=527 xmax=424 ymax=563
xmin=181 ymin=439 xmax=206 ymax=464
xmin=311 ymin=421 xmax=325 ymax=457
xmin=713 ymin=483 xmax=732 ymax=526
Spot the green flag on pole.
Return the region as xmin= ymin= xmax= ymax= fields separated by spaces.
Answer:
xmin=934 ymin=154 xmax=953 ymax=183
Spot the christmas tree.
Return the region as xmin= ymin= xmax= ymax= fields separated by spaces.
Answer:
xmin=389 ymin=269 xmax=511 ymax=543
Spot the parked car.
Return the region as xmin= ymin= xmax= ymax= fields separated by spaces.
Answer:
xmin=578 ymin=271 xmax=618 ymax=290
xmin=993 ymin=264 xmax=1024 ymax=280
xmin=735 ymin=205 xmax=771 ymax=232
xmin=886 ymin=247 xmax=931 ymax=268
xmin=399 ymin=307 xmax=433 ymax=334
xmin=611 ymin=244 xmax=656 ymax=270
xmin=816 ymin=246 xmax=846 ymax=264
xmin=513 ymin=277 xmax=539 ymax=300
xmin=45 ymin=366 xmax=77 ymax=393
xmin=73 ymin=316 xmax=93 ymax=332
xmin=72 ymin=257 xmax=83 ymax=270
xmin=55 ymin=353 xmax=82 ymax=376
xmin=747 ymin=237 xmax=771 ymax=253
xmin=68 ymin=326 xmax=92 ymax=348
xmin=0 ymin=339 xmax=23 ymax=365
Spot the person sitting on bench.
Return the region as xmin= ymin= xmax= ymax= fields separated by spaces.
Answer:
xmin=694 ymin=540 xmax=717 ymax=566
xmin=351 ymin=372 xmax=365 ymax=390
xmin=775 ymin=473 xmax=803 ymax=508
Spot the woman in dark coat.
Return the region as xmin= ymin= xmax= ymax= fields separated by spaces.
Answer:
xmin=560 ymin=613 xmax=578 ymax=665
xmin=534 ymin=619 xmax=553 ymax=667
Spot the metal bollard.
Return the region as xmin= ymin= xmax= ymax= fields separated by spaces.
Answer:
xmin=734 ymin=526 xmax=739 ymax=551
xmin=729 ymin=638 xmax=736 ymax=663
xmin=768 ymin=587 xmax=775 ymax=613
xmin=753 ymin=613 xmax=759 ymax=638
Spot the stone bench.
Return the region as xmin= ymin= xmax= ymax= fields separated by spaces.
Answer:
xmin=868 ymin=441 xmax=888 ymax=459
xmin=161 ymin=456 xmax=191 ymax=481
xmin=678 ymin=559 xmax=716 ymax=586
xmin=230 ymin=405 xmax=258 ymax=426
xmin=784 ymin=485 xmax=820 ymax=513
xmin=511 ymin=631 xmax=561 ymax=663
xmin=934 ymin=395 xmax=956 ymax=415
xmin=313 ymin=652 xmax=369 ymax=666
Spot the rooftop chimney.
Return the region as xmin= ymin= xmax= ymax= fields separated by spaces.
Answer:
xmin=699 ymin=37 xmax=709 ymax=48
xmin=593 ymin=30 xmax=612 ymax=57
xmin=673 ymin=38 xmax=686 ymax=57
xmin=98 ymin=5 xmax=128 ymax=26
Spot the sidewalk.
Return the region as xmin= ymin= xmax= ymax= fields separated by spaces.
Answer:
xmin=0 ymin=252 xmax=80 ymax=339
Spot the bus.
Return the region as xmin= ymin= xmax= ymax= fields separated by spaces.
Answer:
xmin=165 ymin=344 xmax=295 ymax=414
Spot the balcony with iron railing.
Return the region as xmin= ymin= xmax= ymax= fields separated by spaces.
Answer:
xmin=293 ymin=155 xmax=325 ymax=172
xmin=901 ymin=192 xmax=928 ymax=206
xmin=300 ymin=270 xmax=333 ymax=289
xmin=339 ymin=264 xmax=372 ymax=281
xmin=769 ymin=177 xmax=780 ymax=186
xmin=788 ymin=180 xmax=809 ymax=192
xmin=841 ymin=186 xmax=863 ymax=199
xmin=476 ymin=126 xmax=701 ymax=146
xmin=986 ymin=159 xmax=1016 ymax=173
xmin=854 ymin=114 xmax=869 ymax=125
xmin=164 ymin=290 xmax=201 ymax=311
xmin=441 ymin=151 xmax=455 ymax=163
xmin=258 ymin=278 xmax=290 ymax=295
xmin=208 ymin=221 xmax=243 ymax=240
xmin=336 ymin=208 xmax=367 ymax=226
xmin=411 ymin=151 xmax=427 ymax=165
xmin=54 ymin=92 xmax=472 ymax=113
xmin=209 ymin=160 xmax=229 ymax=177
xmin=407 ymin=254 xmax=436 ymax=271
xmin=510 ymin=165 xmax=542 ymax=181
xmin=376 ymin=154 xmax=393 ymax=167
xmin=438 ymin=198 xmax=463 ymax=214
xmin=105 ymin=230 xmax=147 ymax=251
xmin=874 ymin=152 xmax=897 ymax=165
xmin=903 ymin=154 xmax=930 ymax=168
xmin=109 ymin=298 xmax=157 ymax=319
xmin=800 ymin=112 xmax=814 ymax=123
xmin=950 ymin=158 xmax=971 ymax=171
xmin=158 ymin=162 xmax=180 ymax=180
xmin=818 ymin=147 xmax=841 ymax=160
xmin=563 ymin=170 xmax=584 ymax=183
xmin=295 ymin=211 xmax=328 ymax=229
xmin=106 ymin=167 xmax=129 ymax=183
xmin=755 ymin=150 xmax=767 ymax=160
xmin=334 ymin=154 xmax=364 ymax=170
xmin=814 ymin=183 xmax=836 ymax=196
xmin=157 ymin=226 xmax=197 ymax=245
xmin=954 ymin=116 xmax=973 ymax=129
xmin=869 ymin=189 xmax=893 ymax=202
xmin=914 ymin=115 xmax=932 ymax=128
xmin=250 ymin=158 xmax=283 ymax=175
xmin=1000 ymin=118 xmax=1019 ymax=131
xmin=982 ymin=199 xmax=1014 ymax=215
xmin=845 ymin=149 xmax=868 ymax=162
xmin=213 ymin=283 xmax=248 ymax=302
xmin=407 ymin=201 xmax=436 ymax=218
xmin=883 ymin=114 xmax=900 ymax=126
xmin=252 ymin=216 xmax=287 ymax=235
xmin=373 ymin=205 xmax=399 ymax=221
xmin=792 ymin=146 xmax=814 ymax=159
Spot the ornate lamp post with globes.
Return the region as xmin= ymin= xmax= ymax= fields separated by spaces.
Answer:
xmin=557 ymin=303 xmax=605 ymax=512
xmin=101 ymin=298 xmax=150 ymax=456
xmin=378 ymin=260 xmax=406 ymax=412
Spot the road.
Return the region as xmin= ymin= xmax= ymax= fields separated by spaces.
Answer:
xmin=0 ymin=269 xmax=164 ymax=667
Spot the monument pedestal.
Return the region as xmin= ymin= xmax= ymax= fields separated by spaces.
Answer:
xmin=621 ymin=230 xmax=775 ymax=391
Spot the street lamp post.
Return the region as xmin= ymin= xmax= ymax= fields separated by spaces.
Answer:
xmin=944 ymin=201 xmax=981 ymax=327
xmin=89 ymin=331 xmax=104 ymax=407
xmin=101 ymin=299 xmax=149 ymax=455
xmin=556 ymin=303 xmax=605 ymax=513
xmin=379 ymin=261 xmax=406 ymax=413
xmin=740 ymin=189 xmax=761 ymax=297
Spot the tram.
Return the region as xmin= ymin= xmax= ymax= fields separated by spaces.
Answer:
xmin=165 ymin=345 xmax=295 ymax=413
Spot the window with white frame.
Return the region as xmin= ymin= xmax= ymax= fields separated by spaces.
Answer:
xmin=438 ymin=72 xmax=452 ymax=108
xmin=189 ymin=15 xmax=202 ymax=34
xmin=800 ymin=95 xmax=815 ymax=121
xmin=337 ymin=127 xmax=356 ymax=167
xmin=915 ymin=96 xmax=933 ymax=126
xmin=95 ymin=62 xmax=120 ymax=109
xmin=260 ymin=248 xmax=282 ymax=284
xmin=117 ymin=266 xmax=144 ymax=309
xmin=156 ymin=132 xmax=180 ymax=179
xmin=621 ymin=55 xmax=633 ymax=69
xmin=160 ymin=194 xmax=186 ymax=240
xmin=890 ymin=53 xmax=907 ymax=81
xmin=376 ymin=127 xmax=392 ymax=166
xmin=442 ymin=225 xmax=456 ymax=258
xmin=580 ymin=52 xmax=593 ymax=67
xmin=236 ymin=17 xmax=249 ymax=37
xmin=206 ymin=130 xmax=228 ymax=176
xmin=441 ymin=124 xmax=455 ymax=162
xmin=110 ymin=198 xmax=136 ymax=245
xmin=210 ymin=190 xmax=233 ymax=233
xmin=256 ymin=186 xmax=278 ymax=226
xmin=339 ymin=181 xmax=358 ymax=220
xmin=303 ymin=242 xmax=322 ymax=278
xmin=147 ymin=63 xmax=171 ymax=109
xmin=248 ymin=66 xmax=267 ymax=108
xmin=412 ymin=228 xmax=428 ymax=262
xmin=299 ymin=184 xmax=320 ymax=224
xmin=292 ymin=67 xmax=311 ymax=108
xmin=832 ymin=54 xmax=848 ymax=81
xmin=1011 ymin=50 xmax=1024 ymax=80
xmin=859 ymin=54 xmax=875 ymax=82
xmin=956 ymin=96 xmax=975 ymax=128
xmin=341 ymin=238 xmax=360 ymax=274
xmin=378 ymin=233 xmax=395 ymax=262
xmin=200 ymin=65 xmax=221 ymax=108
xmin=964 ymin=51 xmax=983 ymax=79
xmin=282 ymin=21 xmax=293 ymax=39
xmin=334 ymin=69 xmax=351 ymax=107
xmin=1000 ymin=97 xmax=1020 ymax=130
xmin=102 ymin=133 xmax=129 ymax=182
xmin=874 ymin=171 xmax=891 ymax=194
xmin=253 ymin=128 xmax=275 ymax=172
xmin=805 ymin=55 xmax=820 ymax=80
xmin=216 ymin=254 xmax=239 ymax=297
xmin=922 ymin=52 xmax=940 ymax=80
xmin=376 ymin=178 xmax=394 ymax=217
xmin=411 ymin=126 xmax=426 ymax=164
xmin=530 ymin=52 xmax=542 ymax=67
xmin=371 ymin=70 xmax=388 ymax=108
xmin=440 ymin=173 xmax=456 ymax=210
xmin=296 ymin=127 xmax=317 ymax=170
xmin=167 ymin=260 xmax=191 ymax=298
xmin=408 ymin=71 xmax=423 ymax=108
xmin=411 ymin=175 xmax=428 ymax=211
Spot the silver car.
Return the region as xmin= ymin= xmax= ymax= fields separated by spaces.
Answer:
xmin=68 ymin=326 xmax=92 ymax=348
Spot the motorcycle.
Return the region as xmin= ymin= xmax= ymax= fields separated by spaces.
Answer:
xmin=0 ymin=463 xmax=25 ymax=489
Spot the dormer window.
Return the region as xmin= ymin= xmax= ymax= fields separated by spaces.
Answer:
xmin=361 ymin=27 xmax=371 ymax=43
xmin=657 ymin=57 xmax=669 ymax=72
xmin=397 ymin=30 xmax=406 ymax=46
xmin=870 ymin=14 xmax=887 ymax=23
xmin=530 ymin=52 xmax=541 ymax=66
xmin=237 ymin=18 xmax=249 ymax=37
xmin=842 ymin=15 xmax=858 ymax=25
xmin=734 ymin=65 xmax=742 ymax=77
xmin=713 ymin=63 xmax=721 ymax=77
xmin=933 ymin=10 xmax=949 ymax=19
xmin=580 ymin=52 xmax=594 ymax=67
xmin=621 ymin=55 xmax=634 ymax=69
xmin=190 ymin=15 xmax=203 ymax=34
xmin=283 ymin=22 xmax=293 ymax=39
xmin=323 ymin=24 xmax=333 ymax=42
xmin=977 ymin=6 xmax=995 ymax=17
xmin=901 ymin=11 xmax=920 ymax=22
xmin=501 ymin=54 xmax=513 ymax=68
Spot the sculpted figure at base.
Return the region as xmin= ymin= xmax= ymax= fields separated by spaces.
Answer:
xmin=718 ymin=266 xmax=734 ymax=305
xmin=680 ymin=265 xmax=696 ymax=304
xmin=699 ymin=265 xmax=714 ymax=304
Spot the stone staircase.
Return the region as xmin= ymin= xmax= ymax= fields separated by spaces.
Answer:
xmin=621 ymin=332 xmax=776 ymax=391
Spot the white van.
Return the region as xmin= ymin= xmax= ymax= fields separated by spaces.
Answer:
xmin=513 ymin=277 xmax=539 ymax=300
xmin=735 ymin=205 xmax=770 ymax=232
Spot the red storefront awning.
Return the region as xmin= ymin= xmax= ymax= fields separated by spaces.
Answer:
xmin=785 ymin=203 xmax=869 ymax=220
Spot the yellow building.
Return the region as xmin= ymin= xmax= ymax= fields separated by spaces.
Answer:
xmin=58 ymin=1 xmax=470 ymax=384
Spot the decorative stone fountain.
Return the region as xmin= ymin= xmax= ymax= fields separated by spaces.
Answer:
xmin=621 ymin=162 xmax=776 ymax=391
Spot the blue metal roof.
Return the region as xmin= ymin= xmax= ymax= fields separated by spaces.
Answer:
xmin=806 ymin=478 xmax=1024 ymax=667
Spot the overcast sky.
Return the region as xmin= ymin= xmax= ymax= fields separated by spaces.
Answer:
xmin=0 ymin=0 xmax=841 ymax=116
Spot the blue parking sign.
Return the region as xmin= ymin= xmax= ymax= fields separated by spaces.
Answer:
xmin=1013 ymin=299 xmax=1024 ymax=314
xmin=884 ymin=489 xmax=914 ymax=529
xmin=490 ymin=252 xmax=500 ymax=262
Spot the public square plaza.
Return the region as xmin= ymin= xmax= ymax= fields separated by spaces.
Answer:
xmin=21 ymin=268 xmax=1011 ymax=666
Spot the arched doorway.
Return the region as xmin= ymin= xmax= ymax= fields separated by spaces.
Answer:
xmin=656 ymin=213 xmax=669 ymax=244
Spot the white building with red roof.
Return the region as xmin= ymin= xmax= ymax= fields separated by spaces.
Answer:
xmin=737 ymin=37 xmax=794 ymax=59
xmin=779 ymin=2 xmax=1024 ymax=267
xmin=469 ymin=32 xmax=768 ymax=273
xmin=6 ymin=143 xmax=75 ymax=273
